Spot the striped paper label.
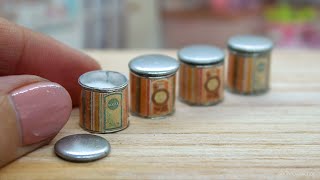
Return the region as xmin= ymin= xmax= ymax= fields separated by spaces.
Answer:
xmin=130 ymin=72 xmax=176 ymax=118
xmin=227 ymin=52 xmax=270 ymax=94
xmin=179 ymin=63 xmax=224 ymax=105
xmin=80 ymin=87 xmax=128 ymax=133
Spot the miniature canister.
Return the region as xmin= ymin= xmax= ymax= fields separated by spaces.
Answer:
xmin=79 ymin=70 xmax=129 ymax=133
xmin=227 ymin=35 xmax=273 ymax=94
xmin=129 ymin=54 xmax=180 ymax=118
xmin=178 ymin=45 xmax=225 ymax=105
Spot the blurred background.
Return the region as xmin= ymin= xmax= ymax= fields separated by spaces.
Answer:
xmin=1 ymin=0 xmax=320 ymax=49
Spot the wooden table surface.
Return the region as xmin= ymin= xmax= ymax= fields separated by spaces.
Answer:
xmin=1 ymin=50 xmax=320 ymax=179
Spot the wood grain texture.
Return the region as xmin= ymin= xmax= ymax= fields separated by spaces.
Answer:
xmin=1 ymin=50 xmax=320 ymax=179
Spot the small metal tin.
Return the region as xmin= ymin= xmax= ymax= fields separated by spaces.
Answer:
xmin=227 ymin=35 xmax=273 ymax=95
xmin=79 ymin=70 xmax=129 ymax=133
xmin=178 ymin=45 xmax=225 ymax=105
xmin=129 ymin=54 xmax=180 ymax=118
xmin=54 ymin=134 xmax=111 ymax=162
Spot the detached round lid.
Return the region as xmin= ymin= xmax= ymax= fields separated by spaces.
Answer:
xmin=54 ymin=134 xmax=111 ymax=162
xmin=129 ymin=54 xmax=180 ymax=77
xmin=178 ymin=45 xmax=225 ymax=65
xmin=79 ymin=70 xmax=128 ymax=92
xmin=228 ymin=35 xmax=273 ymax=53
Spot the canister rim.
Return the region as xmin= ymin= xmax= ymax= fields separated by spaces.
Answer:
xmin=78 ymin=70 xmax=128 ymax=92
xmin=227 ymin=35 xmax=273 ymax=53
xmin=128 ymin=54 xmax=180 ymax=77
xmin=178 ymin=45 xmax=225 ymax=65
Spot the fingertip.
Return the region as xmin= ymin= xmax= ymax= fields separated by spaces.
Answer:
xmin=0 ymin=17 xmax=101 ymax=107
xmin=10 ymin=82 xmax=72 ymax=145
xmin=17 ymin=32 xmax=101 ymax=107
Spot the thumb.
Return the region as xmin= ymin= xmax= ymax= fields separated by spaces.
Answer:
xmin=0 ymin=75 xmax=72 ymax=167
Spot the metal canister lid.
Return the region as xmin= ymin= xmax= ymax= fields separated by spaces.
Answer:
xmin=228 ymin=35 xmax=273 ymax=53
xmin=129 ymin=54 xmax=180 ymax=77
xmin=54 ymin=134 xmax=111 ymax=162
xmin=178 ymin=45 xmax=225 ymax=65
xmin=79 ymin=70 xmax=128 ymax=92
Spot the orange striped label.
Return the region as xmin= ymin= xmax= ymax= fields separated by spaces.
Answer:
xmin=227 ymin=54 xmax=236 ymax=90
xmin=79 ymin=87 xmax=129 ymax=133
xmin=130 ymin=72 xmax=176 ymax=118
xmin=227 ymin=52 xmax=270 ymax=94
xmin=179 ymin=63 xmax=224 ymax=105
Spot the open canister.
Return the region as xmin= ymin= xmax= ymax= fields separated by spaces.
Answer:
xmin=129 ymin=54 xmax=180 ymax=118
xmin=79 ymin=70 xmax=129 ymax=133
xmin=178 ymin=45 xmax=225 ymax=105
xmin=227 ymin=35 xmax=273 ymax=94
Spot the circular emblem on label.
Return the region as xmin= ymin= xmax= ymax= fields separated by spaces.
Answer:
xmin=108 ymin=98 xmax=119 ymax=110
xmin=152 ymin=89 xmax=169 ymax=105
xmin=205 ymin=77 xmax=220 ymax=92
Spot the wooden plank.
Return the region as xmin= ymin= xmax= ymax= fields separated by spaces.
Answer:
xmin=1 ymin=50 xmax=320 ymax=179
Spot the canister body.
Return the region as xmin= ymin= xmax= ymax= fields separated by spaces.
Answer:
xmin=179 ymin=62 xmax=224 ymax=105
xmin=80 ymin=86 xmax=129 ymax=133
xmin=130 ymin=72 xmax=176 ymax=118
xmin=79 ymin=70 xmax=129 ymax=133
xmin=227 ymin=51 xmax=271 ymax=94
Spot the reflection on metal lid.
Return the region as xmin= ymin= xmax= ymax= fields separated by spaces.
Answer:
xmin=178 ymin=45 xmax=225 ymax=65
xmin=228 ymin=35 xmax=273 ymax=53
xmin=129 ymin=54 xmax=180 ymax=77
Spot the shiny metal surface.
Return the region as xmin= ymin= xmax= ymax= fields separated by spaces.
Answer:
xmin=178 ymin=45 xmax=224 ymax=65
xmin=79 ymin=70 xmax=128 ymax=92
xmin=54 ymin=134 xmax=111 ymax=162
xmin=128 ymin=54 xmax=180 ymax=77
xmin=228 ymin=35 xmax=273 ymax=53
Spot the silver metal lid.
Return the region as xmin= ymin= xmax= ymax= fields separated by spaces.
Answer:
xmin=54 ymin=134 xmax=111 ymax=162
xmin=79 ymin=70 xmax=128 ymax=92
xmin=228 ymin=35 xmax=273 ymax=53
xmin=178 ymin=45 xmax=225 ymax=65
xmin=129 ymin=54 xmax=180 ymax=77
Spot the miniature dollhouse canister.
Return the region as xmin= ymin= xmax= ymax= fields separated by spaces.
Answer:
xmin=227 ymin=35 xmax=273 ymax=94
xmin=129 ymin=54 xmax=180 ymax=118
xmin=79 ymin=70 xmax=129 ymax=133
xmin=178 ymin=45 xmax=225 ymax=105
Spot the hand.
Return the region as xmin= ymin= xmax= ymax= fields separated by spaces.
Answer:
xmin=0 ymin=18 xmax=100 ymax=167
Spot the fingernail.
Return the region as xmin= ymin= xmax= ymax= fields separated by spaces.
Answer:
xmin=10 ymin=82 xmax=72 ymax=145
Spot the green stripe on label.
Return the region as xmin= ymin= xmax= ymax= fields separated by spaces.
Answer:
xmin=104 ymin=93 xmax=122 ymax=130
